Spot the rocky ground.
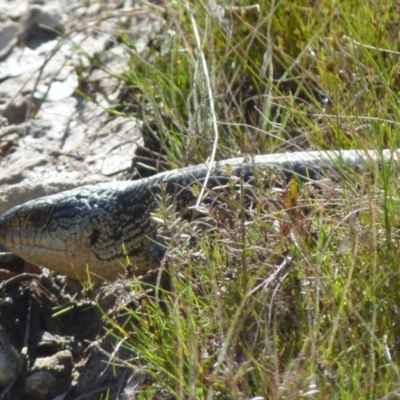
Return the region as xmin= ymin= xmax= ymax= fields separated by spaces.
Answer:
xmin=0 ymin=0 xmax=166 ymax=398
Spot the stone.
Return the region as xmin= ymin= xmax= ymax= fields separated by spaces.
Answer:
xmin=25 ymin=371 xmax=57 ymax=400
xmin=0 ymin=20 xmax=19 ymax=60
xmin=32 ymin=349 xmax=73 ymax=377
xmin=0 ymin=329 xmax=22 ymax=388
xmin=20 ymin=4 xmax=66 ymax=48
xmin=2 ymin=95 xmax=30 ymax=124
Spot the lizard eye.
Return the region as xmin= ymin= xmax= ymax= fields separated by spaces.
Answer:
xmin=29 ymin=210 xmax=47 ymax=226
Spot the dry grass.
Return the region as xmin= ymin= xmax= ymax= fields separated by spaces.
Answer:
xmin=72 ymin=0 xmax=400 ymax=398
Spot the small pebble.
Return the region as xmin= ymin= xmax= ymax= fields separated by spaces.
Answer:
xmin=0 ymin=328 xmax=22 ymax=388
xmin=25 ymin=371 xmax=56 ymax=400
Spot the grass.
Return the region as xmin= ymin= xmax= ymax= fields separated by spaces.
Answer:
xmin=76 ymin=0 xmax=400 ymax=398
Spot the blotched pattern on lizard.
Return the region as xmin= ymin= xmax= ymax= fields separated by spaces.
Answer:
xmin=0 ymin=150 xmax=396 ymax=281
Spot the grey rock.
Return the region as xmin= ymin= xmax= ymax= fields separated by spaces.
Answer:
xmin=0 ymin=120 xmax=51 ymax=139
xmin=25 ymin=371 xmax=57 ymax=400
xmin=32 ymin=350 xmax=73 ymax=377
xmin=0 ymin=150 xmax=48 ymax=185
xmin=0 ymin=328 xmax=22 ymax=388
xmin=0 ymin=20 xmax=19 ymax=60
xmin=2 ymin=94 xmax=30 ymax=124
xmin=20 ymin=4 xmax=66 ymax=48
xmin=0 ymin=132 xmax=19 ymax=143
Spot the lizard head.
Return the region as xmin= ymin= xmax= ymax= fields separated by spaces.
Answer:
xmin=0 ymin=187 xmax=124 ymax=281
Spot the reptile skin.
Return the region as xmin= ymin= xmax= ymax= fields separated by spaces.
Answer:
xmin=0 ymin=150 xmax=397 ymax=281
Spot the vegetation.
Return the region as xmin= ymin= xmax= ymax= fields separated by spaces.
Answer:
xmin=93 ymin=0 xmax=400 ymax=398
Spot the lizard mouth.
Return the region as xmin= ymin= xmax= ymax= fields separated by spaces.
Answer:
xmin=14 ymin=244 xmax=68 ymax=261
xmin=0 ymin=232 xmax=68 ymax=253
